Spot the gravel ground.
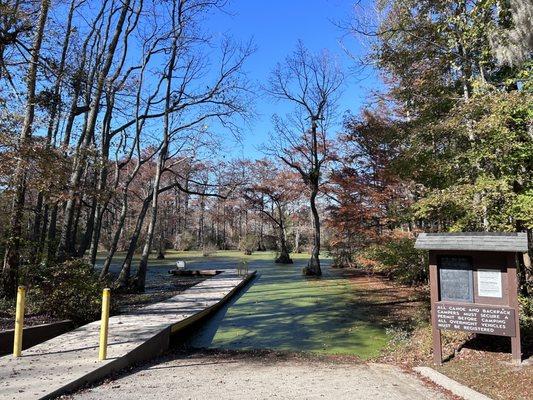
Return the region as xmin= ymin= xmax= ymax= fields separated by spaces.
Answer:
xmin=70 ymin=351 xmax=449 ymax=400
xmin=0 ymin=314 xmax=65 ymax=331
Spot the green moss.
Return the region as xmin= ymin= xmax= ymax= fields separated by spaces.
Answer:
xmin=179 ymin=251 xmax=390 ymax=359
xmin=97 ymin=250 xmax=392 ymax=359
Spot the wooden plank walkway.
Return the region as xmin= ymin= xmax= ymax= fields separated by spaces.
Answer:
xmin=0 ymin=270 xmax=255 ymax=400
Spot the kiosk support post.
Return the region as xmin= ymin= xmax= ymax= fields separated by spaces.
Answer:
xmin=508 ymin=253 xmax=522 ymax=364
xmin=429 ymin=254 xmax=442 ymax=365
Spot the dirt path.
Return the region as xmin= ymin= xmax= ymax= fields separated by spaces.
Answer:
xmin=71 ymin=350 xmax=449 ymax=400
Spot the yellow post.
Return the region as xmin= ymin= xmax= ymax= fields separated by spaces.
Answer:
xmin=98 ymin=288 xmax=111 ymax=361
xmin=13 ymin=285 xmax=26 ymax=358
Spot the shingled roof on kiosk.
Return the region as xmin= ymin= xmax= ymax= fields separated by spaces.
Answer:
xmin=414 ymin=232 xmax=528 ymax=252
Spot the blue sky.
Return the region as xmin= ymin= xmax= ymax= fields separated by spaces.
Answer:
xmin=206 ymin=0 xmax=382 ymax=159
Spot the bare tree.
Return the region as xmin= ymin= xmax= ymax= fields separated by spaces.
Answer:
xmin=266 ymin=42 xmax=344 ymax=276
xmin=243 ymin=160 xmax=300 ymax=264
xmin=56 ymin=0 xmax=134 ymax=261
xmin=0 ymin=0 xmax=255 ymax=297
xmin=121 ymin=0 xmax=253 ymax=292
xmin=1 ymin=0 xmax=50 ymax=297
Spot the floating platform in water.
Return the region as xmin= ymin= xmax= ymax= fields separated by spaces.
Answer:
xmin=168 ymin=268 xmax=221 ymax=277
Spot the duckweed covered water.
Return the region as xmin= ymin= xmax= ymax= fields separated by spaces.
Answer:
xmin=98 ymin=250 xmax=391 ymax=359
xmin=184 ymin=252 xmax=391 ymax=359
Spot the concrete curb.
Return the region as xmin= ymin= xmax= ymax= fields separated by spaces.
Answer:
xmin=414 ymin=366 xmax=493 ymax=400
xmin=0 ymin=320 xmax=74 ymax=356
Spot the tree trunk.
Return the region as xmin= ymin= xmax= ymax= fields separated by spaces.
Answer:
xmin=31 ymin=0 xmax=75 ymax=265
xmin=304 ymin=116 xmax=322 ymax=276
xmin=101 ymin=146 xmax=142 ymax=278
xmin=156 ymin=231 xmax=165 ymax=260
xmin=133 ymin=5 xmax=178 ymax=291
xmin=1 ymin=0 xmax=50 ymax=297
xmin=101 ymin=194 xmax=128 ymax=279
xmin=517 ymin=225 xmax=532 ymax=296
xmin=45 ymin=204 xmax=59 ymax=265
xmin=524 ymin=229 xmax=533 ymax=296
xmin=304 ymin=186 xmax=321 ymax=276
xmin=32 ymin=195 xmax=44 ymax=246
xmin=294 ymin=225 xmax=300 ymax=253
xmin=197 ymin=190 xmax=206 ymax=247
xmin=114 ymin=195 xmax=151 ymax=287
xmin=37 ymin=203 xmax=49 ymax=257
xmin=133 ymin=150 xmax=166 ymax=292
xmin=78 ymin=194 xmax=97 ymax=257
xmin=89 ymin=88 xmax=117 ymax=267
xmin=57 ymin=0 xmax=131 ymax=261
xmin=274 ymin=204 xmax=292 ymax=264
xmin=70 ymin=198 xmax=83 ymax=255
xmin=275 ymin=223 xmax=292 ymax=264
xmin=88 ymin=203 xmax=103 ymax=266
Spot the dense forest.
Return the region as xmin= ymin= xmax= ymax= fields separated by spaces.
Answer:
xmin=0 ymin=0 xmax=531 ymax=320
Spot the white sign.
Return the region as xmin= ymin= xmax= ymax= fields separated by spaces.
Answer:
xmin=477 ymin=269 xmax=502 ymax=298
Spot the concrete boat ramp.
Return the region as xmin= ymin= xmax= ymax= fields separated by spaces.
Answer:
xmin=0 ymin=269 xmax=255 ymax=400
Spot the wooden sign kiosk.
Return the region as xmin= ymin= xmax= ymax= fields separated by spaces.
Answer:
xmin=415 ymin=232 xmax=528 ymax=365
